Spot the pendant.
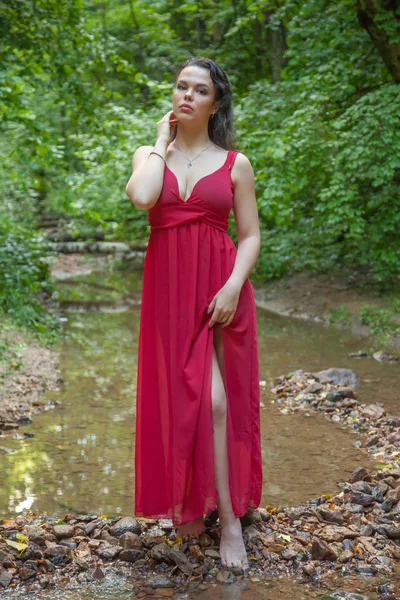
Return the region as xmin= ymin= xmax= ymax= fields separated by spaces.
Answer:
xmin=187 ymin=160 xmax=193 ymax=168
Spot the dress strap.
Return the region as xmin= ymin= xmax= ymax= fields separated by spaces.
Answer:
xmin=226 ymin=150 xmax=240 ymax=170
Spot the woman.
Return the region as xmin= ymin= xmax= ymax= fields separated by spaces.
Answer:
xmin=125 ymin=57 xmax=262 ymax=570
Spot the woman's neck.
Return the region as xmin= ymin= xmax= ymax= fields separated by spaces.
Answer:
xmin=172 ymin=125 xmax=212 ymax=154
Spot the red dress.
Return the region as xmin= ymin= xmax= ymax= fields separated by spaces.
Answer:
xmin=134 ymin=150 xmax=263 ymax=526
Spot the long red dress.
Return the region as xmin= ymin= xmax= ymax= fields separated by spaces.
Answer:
xmin=134 ymin=150 xmax=263 ymax=526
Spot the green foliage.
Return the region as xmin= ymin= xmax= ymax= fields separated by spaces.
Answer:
xmin=0 ymin=215 xmax=61 ymax=341
xmin=358 ymin=301 xmax=400 ymax=346
xmin=1 ymin=0 xmax=400 ymax=339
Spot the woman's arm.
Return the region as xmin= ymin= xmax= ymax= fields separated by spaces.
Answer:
xmin=226 ymin=153 xmax=261 ymax=290
xmin=125 ymin=138 xmax=168 ymax=210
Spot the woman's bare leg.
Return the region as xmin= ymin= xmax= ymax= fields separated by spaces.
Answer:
xmin=212 ymin=326 xmax=248 ymax=569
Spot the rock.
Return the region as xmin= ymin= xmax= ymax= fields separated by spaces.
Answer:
xmin=53 ymin=524 xmax=76 ymax=540
xmin=257 ymin=508 xmax=271 ymax=522
xmin=109 ymin=517 xmax=141 ymax=538
xmin=318 ymin=526 xmax=358 ymax=542
xmin=305 ymin=382 xmax=323 ymax=393
xmin=349 ymin=467 xmax=371 ymax=483
xmin=240 ymin=508 xmax=262 ymax=526
xmin=317 ymin=508 xmax=344 ymax=524
xmin=359 ymin=524 xmax=374 ymax=537
xmin=19 ymin=566 xmax=37 ymax=581
xmin=326 ymin=389 xmax=355 ymax=402
xmin=148 ymin=543 xmax=173 ymax=563
xmin=349 ymin=491 xmax=374 ymax=506
xmin=188 ymin=544 xmax=204 ymax=561
xmin=147 ymin=574 xmax=175 ymax=589
xmin=373 ymin=351 xmax=399 ymax=363
xmin=141 ymin=533 xmax=165 ymax=548
xmin=382 ymin=525 xmax=400 ymax=539
xmin=118 ymin=549 xmax=144 ymax=562
xmin=119 ymin=531 xmax=142 ymax=550
xmin=43 ymin=544 xmax=71 ymax=565
xmin=216 ymin=570 xmax=236 ymax=583
xmin=360 ymin=404 xmax=385 ymax=419
xmin=96 ymin=543 xmax=122 ymax=560
xmin=365 ymin=434 xmax=380 ymax=447
xmin=350 ymin=481 xmax=372 ymax=494
xmin=381 ymin=497 xmax=396 ymax=512
xmin=316 ymin=368 xmax=360 ymax=387
xmin=355 ymin=561 xmax=377 ymax=575
xmin=168 ymin=548 xmax=193 ymax=575
xmin=311 ymin=538 xmax=337 ymax=560
xmin=302 ymin=560 xmax=319 ymax=576
xmin=204 ymin=548 xmax=220 ymax=559
xmin=243 ymin=525 xmax=260 ymax=545
xmin=0 ymin=565 xmax=13 ymax=588
xmin=319 ymin=593 xmax=369 ymax=600
xmin=281 ymin=546 xmax=299 ymax=560
xmin=198 ymin=533 xmax=214 ymax=548
xmin=348 ymin=351 xmax=370 ymax=359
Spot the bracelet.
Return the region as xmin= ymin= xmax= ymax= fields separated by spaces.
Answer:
xmin=149 ymin=151 xmax=166 ymax=165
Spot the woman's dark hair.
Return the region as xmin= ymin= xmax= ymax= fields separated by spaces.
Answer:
xmin=172 ymin=57 xmax=236 ymax=150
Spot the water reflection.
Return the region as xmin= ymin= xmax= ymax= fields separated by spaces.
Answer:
xmin=0 ymin=270 xmax=397 ymax=521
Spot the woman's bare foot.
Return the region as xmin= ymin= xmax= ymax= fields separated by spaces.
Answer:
xmin=176 ymin=516 xmax=205 ymax=539
xmin=219 ymin=518 xmax=249 ymax=570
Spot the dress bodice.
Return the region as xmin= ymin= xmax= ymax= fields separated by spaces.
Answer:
xmin=148 ymin=150 xmax=239 ymax=233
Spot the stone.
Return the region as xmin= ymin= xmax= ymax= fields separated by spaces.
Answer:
xmin=204 ymin=548 xmax=220 ymax=559
xmin=109 ymin=517 xmax=141 ymax=538
xmin=118 ymin=549 xmax=144 ymax=562
xmin=119 ymin=531 xmax=142 ymax=550
xmin=148 ymin=543 xmax=173 ymax=563
xmin=317 ymin=507 xmax=344 ymax=524
xmin=318 ymin=526 xmax=358 ymax=542
xmin=348 ymin=467 xmax=371 ymax=483
xmin=168 ymin=548 xmax=193 ymax=575
xmin=95 ymin=543 xmax=122 ymax=560
xmin=147 ymin=574 xmax=175 ymax=589
xmin=53 ymin=525 xmax=75 ymax=540
xmin=0 ymin=565 xmax=13 ymax=588
xmin=311 ymin=538 xmax=337 ymax=560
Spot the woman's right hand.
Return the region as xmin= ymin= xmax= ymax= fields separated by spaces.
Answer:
xmin=157 ymin=110 xmax=179 ymax=142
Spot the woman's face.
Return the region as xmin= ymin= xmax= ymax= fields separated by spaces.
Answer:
xmin=172 ymin=65 xmax=219 ymax=123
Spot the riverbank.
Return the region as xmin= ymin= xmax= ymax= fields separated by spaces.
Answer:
xmin=252 ymin=271 xmax=400 ymax=352
xmin=1 ymin=369 xmax=400 ymax=597
xmin=0 ymin=320 xmax=62 ymax=439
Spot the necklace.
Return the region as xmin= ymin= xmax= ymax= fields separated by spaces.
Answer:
xmin=174 ymin=141 xmax=214 ymax=168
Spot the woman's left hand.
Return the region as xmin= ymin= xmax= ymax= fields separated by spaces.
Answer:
xmin=207 ymin=281 xmax=241 ymax=328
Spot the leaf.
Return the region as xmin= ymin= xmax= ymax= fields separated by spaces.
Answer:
xmin=280 ymin=534 xmax=292 ymax=543
xmin=6 ymin=539 xmax=28 ymax=552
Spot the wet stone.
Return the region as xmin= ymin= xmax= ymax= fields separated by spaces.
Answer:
xmin=147 ymin=574 xmax=175 ymax=589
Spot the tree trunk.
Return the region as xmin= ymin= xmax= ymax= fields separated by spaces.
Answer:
xmin=264 ymin=11 xmax=287 ymax=82
xmin=357 ymin=0 xmax=400 ymax=83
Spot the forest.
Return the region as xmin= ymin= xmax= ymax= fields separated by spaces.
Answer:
xmin=1 ymin=0 xmax=400 ymax=335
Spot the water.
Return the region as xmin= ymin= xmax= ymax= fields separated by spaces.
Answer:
xmin=1 ymin=266 xmax=399 ymax=599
